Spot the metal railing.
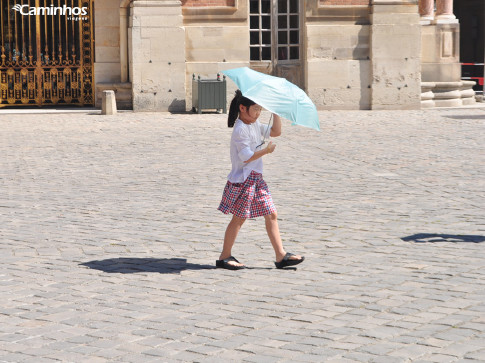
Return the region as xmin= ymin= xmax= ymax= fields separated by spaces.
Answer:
xmin=461 ymin=62 xmax=484 ymax=95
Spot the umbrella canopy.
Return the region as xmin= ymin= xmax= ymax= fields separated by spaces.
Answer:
xmin=223 ymin=67 xmax=320 ymax=131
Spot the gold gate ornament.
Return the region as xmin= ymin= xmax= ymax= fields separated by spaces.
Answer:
xmin=0 ymin=0 xmax=94 ymax=107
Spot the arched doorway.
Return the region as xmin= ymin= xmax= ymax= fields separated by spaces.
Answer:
xmin=0 ymin=0 xmax=94 ymax=107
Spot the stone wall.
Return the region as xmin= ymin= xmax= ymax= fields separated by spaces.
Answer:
xmin=370 ymin=1 xmax=422 ymax=110
xmin=129 ymin=1 xmax=186 ymax=112
xmin=183 ymin=3 xmax=248 ymax=111
xmin=94 ymin=0 xmax=132 ymax=109
xmin=306 ymin=1 xmax=372 ymax=109
xmin=307 ymin=0 xmax=422 ymax=110
xmin=94 ymin=0 xmax=121 ymax=84
xmin=90 ymin=0 xmax=472 ymax=112
xmin=120 ymin=0 xmax=424 ymax=111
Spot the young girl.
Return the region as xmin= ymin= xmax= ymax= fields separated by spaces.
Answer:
xmin=217 ymin=90 xmax=305 ymax=270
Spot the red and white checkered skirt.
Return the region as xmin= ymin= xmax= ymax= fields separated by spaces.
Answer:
xmin=218 ymin=171 xmax=276 ymax=219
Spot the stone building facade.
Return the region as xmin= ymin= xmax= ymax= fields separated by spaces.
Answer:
xmin=0 ymin=0 xmax=478 ymax=110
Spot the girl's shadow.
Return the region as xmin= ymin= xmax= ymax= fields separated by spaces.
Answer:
xmin=80 ymin=257 xmax=215 ymax=274
xmin=401 ymin=233 xmax=485 ymax=243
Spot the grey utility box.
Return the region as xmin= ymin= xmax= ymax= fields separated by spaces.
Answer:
xmin=192 ymin=74 xmax=227 ymax=114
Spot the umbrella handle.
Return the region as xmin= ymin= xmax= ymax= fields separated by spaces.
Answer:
xmin=256 ymin=114 xmax=273 ymax=149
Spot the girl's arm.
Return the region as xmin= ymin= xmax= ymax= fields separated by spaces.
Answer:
xmin=270 ymin=114 xmax=282 ymax=137
xmin=243 ymin=142 xmax=276 ymax=163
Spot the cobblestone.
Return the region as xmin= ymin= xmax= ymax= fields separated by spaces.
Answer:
xmin=0 ymin=108 xmax=484 ymax=362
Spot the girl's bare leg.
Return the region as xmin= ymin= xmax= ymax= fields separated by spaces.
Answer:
xmin=219 ymin=215 xmax=246 ymax=267
xmin=264 ymin=212 xmax=302 ymax=262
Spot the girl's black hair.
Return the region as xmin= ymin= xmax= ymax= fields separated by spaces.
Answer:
xmin=227 ymin=90 xmax=256 ymax=128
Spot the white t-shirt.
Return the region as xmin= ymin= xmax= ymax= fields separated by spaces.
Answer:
xmin=227 ymin=118 xmax=270 ymax=183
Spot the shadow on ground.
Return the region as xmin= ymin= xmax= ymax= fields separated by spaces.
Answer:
xmin=80 ymin=258 xmax=215 ymax=274
xmin=401 ymin=233 xmax=485 ymax=243
xmin=444 ymin=114 xmax=485 ymax=120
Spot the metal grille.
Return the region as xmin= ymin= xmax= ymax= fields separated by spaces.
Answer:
xmin=0 ymin=0 xmax=94 ymax=107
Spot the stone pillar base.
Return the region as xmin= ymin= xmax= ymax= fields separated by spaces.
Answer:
xmin=421 ymin=81 xmax=477 ymax=108
xmin=434 ymin=16 xmax=459 ymax=25
xmin=102 ymin=91 xmax=118 ymax=115
xmin=96 ymin=83 xmax=133 ymax=110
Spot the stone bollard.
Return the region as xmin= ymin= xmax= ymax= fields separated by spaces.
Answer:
xmin=102 ymin=90 xmax=117 ymax=115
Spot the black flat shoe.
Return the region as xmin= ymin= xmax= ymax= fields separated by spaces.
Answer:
xmin=275 ymin=253 xmax=304 ymax=269
xmin=216 ymin=256 xmax=245 ymax=270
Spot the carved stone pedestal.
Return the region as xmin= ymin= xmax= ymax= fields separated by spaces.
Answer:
xmin=419 ymin=0 xmax=476 ymax=108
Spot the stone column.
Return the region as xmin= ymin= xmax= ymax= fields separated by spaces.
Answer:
xmin=370 ymin=0 xmax=422 ymax=110
xmin=435 ymin=0 xmax=458 ymax=24
xmin=419 ymin=0 xmax=434 ymax=24
xmin=120 ymin=4 xmax=129 ymax=83
xmin=129 ymin=0 xmax=185 ymax=111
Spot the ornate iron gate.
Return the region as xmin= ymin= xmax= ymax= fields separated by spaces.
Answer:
xmin=0 ymin=0 xmax=94 ymax=107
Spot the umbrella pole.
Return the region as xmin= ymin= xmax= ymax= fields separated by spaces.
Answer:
xmin=257 ymin=113 xmax=273 ymax=150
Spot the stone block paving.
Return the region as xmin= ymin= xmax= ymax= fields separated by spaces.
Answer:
xmin=0 ymin=108 xmax=484 ymax=362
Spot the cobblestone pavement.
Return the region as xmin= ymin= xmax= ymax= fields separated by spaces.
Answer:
xmin=1 ymin=108 xmax=484 ymax=363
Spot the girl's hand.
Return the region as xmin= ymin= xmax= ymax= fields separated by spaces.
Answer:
xmin=244 ymin=141 xmax=276 ymax=163
xmin=266 ymin=141 xmax=276 ymax=154
xmin=270 ymin=114 xmax=282 ymax=137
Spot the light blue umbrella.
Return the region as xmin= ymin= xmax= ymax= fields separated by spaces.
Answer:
xmin=223 ymin=67 xmax=320 ymax=131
